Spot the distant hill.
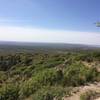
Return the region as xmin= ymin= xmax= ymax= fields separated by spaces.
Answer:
xmin=0 ymin=41 xmax=99 ymax=53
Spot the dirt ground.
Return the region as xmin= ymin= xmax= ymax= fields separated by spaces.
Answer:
xmin=63 ymin=82 xmax=100 ymax=100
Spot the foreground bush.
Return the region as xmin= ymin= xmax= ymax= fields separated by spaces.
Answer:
xmin=19 ymin=69 xmax=63 ymax=98
xmin=63 ymin=62 xmax=99 ymax=86
xmin=32 ymin=86 xmax=71 ymax=100
xmin=0 ymin=84 xmax=19 ymax=100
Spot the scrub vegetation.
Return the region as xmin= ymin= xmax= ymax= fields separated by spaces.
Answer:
xmin=0 ymin=50 xmax=100 ymax=100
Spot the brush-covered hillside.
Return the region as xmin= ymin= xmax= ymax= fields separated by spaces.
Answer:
xmin=0 ymin=49 xmax=100 ymax=100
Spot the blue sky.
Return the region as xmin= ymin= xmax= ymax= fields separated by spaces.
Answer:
xmin=0 ymin=0 xmax=100 ymax=45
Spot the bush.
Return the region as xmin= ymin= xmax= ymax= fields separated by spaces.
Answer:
xmin=0 ymin=71 xmax=7 ymax=82
xmin=32 ymin=86 xmax=68 ymax=100
xmin=63 ymin=62 xmax=99 ymax=86
xmin=32 ymin=69 xmax=63 ymax=86
xmin=19 ymin=79 xmax=41 ymax=98
xmin=19 ymin=69 xmax=63 ymax=98
xmin=0 ymin=84 xmax=19 ymax=100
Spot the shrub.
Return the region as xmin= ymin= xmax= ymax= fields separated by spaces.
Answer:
xmin=63 ymin=62 xmax=99 ymax=86
xmin=0 ymin=71 xmax=7 ymax=82
xmin=19 ymin=69 xmax=63 ymax=98
xmin=32 ymin=86 xmax=67 ymax=100
xmin=32 ymin=69 xmax=63 ymax=86
xmin=0 ymin=84 xmax=19 ymax=100
xmin=19 ymin=79 xmax=41 ymax=98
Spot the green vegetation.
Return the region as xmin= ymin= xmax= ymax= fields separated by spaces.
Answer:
xmin=0 ymin=51 xmax=100 ymax=100
xmin=63 ymin=62 xmax=98 ymax=86
xmin=0 ymin=84 xmax=19 ymax=100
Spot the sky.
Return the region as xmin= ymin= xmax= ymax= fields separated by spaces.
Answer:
xmin=0 ymin=0 xmax=100 ymax=45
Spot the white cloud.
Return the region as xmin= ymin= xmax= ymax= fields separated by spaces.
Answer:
xmin=0 ymin=25 xmax=100 ymax=45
